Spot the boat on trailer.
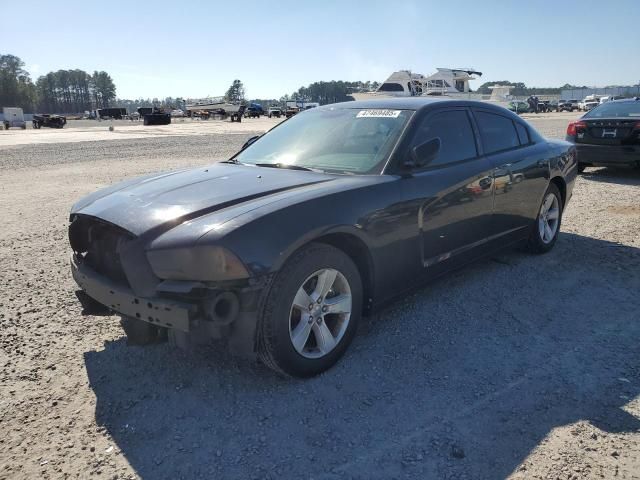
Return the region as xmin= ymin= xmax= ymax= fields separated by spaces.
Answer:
xmin=185 ymin=96 xmax=243 ymax=114
xmin=351 ymin=68 xmax=513 ymax=104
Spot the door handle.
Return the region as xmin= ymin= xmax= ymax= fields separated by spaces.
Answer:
xmin=498 ymin=163 xmax=512 ymax=169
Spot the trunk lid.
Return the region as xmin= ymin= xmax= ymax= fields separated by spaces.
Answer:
xmin=576 ymin=119 xmax=640 ymax=146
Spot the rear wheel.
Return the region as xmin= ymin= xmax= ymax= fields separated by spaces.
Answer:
xmin=258 ymin=243 xmax=362 ymax=377
xmin=526 ymin=183 xmax=563 ymax=254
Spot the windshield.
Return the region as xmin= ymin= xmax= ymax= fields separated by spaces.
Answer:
xmin=584 ymin=102 xmax=640 ymax=118
xmin=234 ymin=107 xmax=412 ymax=174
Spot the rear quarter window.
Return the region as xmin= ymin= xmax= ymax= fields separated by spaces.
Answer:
xmin=515 ymin=123 xmax=530 ymax=145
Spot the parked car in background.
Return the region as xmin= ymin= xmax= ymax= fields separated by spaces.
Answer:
xmin=32 ymin=114 xmax=67 ymax=129
xmin=547 ymin=100 xmax=559 ymax=112
xmin=599 ymin=95 xmax=622 ymax=104
xmin=170 ymin=109 xmax=185 ymax=117
xmin=244 ymin=105 xmax=264 ymax=118
xmin=285 ymin=107 xmax=300 ymax=118
xmin=268 ymin=107 xmax=282 ymax=118
xmin=507 ymin=100 xmax=529 ymax=114
xmin=69 ymin=98 xmax=577 ymax=377
xmin=582 ymin=100 xmax=599 ymax=112
xmin=579 ymin=95 xmax=601 ymax=111
xmin=537 ymin=101 xmax=551 ymax=113
xmin=2 ymin=107 xmax=26 ymax=130
xmin=558 ymin=100 xmax=577 ymax=112
xmin=566 ymin=97 xmax=640 ymax=173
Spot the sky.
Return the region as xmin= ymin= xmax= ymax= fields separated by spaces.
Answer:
xmin=3 ymin=0 xmax=640 ymax=100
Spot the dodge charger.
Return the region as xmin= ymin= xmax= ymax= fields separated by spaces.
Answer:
xmin=69 ymin=98 xmax=577 ymax=377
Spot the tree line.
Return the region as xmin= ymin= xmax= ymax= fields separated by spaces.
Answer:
xmin=286 ymin=80 xmax=379 ymax=104
xmin=475 ymin=80 xmax=590 ymax=96
xmin=1 ymin=53 xmax=116 ymax=113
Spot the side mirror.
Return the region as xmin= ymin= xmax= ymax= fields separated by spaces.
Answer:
xmin=241 ymin=135 xmax=260 ymax=150
xmin=405 ymin=138 xmax=441 ymax=169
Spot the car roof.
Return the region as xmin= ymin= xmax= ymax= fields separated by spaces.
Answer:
xmin=611 ymin=97 xmax=640 ymax=103
xmin=323 ymin=97 xmax=514 ymax=114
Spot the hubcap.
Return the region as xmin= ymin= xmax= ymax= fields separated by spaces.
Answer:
xmin=289 ymin=268 xmax=352 ymax=359
xmin=538 ymin=193 xmax=560 ymax=244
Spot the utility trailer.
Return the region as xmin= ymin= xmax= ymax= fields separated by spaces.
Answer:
xmin=2 ymin=107 xmax=27 ymax=130
xmin=139 ymin=107 xmax=171 ymax=126
xmin=229 ymin=105 xmax=247 ymax=122
xmin=94 ymin=108 xmax=128 ymax=120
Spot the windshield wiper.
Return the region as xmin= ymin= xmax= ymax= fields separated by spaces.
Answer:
xmin=254 ymin=162 xmax=315 ymax=172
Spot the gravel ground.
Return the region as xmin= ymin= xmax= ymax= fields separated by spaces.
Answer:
xmin=0 ymin=115 xmax=639 ymax=479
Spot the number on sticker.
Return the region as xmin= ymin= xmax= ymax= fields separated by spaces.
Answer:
xmin=356 ymin=110 xmax=402 ymax=118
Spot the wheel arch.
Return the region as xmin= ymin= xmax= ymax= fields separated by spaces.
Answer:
xmin=550 ymin=175 xmax=566 ymax=206
xmin=312 ymin=232 xmax=375 ymax=314
xmin=272 ymin=228 xmax=376 ymax=315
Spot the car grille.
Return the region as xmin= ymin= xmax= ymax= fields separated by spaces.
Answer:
xmin=69 ymin=215 xmax=135 ymax=286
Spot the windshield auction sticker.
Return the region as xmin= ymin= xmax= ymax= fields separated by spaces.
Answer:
xmin=356 ymin=109 xmax=402 ymax=118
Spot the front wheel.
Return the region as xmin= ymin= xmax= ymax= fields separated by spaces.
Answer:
xmin=526 ymin=183 xmax=563 ymax=254
xmin=257 ymin=243 xmax=362 ymax=377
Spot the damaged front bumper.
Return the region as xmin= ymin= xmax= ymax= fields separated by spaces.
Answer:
xmin=71 ymin=253 xmax=196 ymax=332
xmin=71 ymin=253 xmax=269 ymax=356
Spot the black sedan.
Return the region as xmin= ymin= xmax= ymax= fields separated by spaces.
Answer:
xmin=566 ymin=97 xmax=640 ymax=172
xmin=69 ymin=98 xmax=577 ymax=377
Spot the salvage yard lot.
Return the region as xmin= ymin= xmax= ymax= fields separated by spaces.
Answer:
xmin=0 ymin=114 xmax=639 ymax=479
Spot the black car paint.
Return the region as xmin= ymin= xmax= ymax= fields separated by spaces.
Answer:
xmin=70 ymin=98 xmax=576 ymax=353
xmin=566 ymin=99 xmax=640 ymax=168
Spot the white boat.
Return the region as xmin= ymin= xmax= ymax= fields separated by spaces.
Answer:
xmin=351 ymin=68 xmax=513 ymax=104
xmin=185 ymin=96 xmax=243 ymax=114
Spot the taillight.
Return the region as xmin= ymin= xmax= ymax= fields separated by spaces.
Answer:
xmin=634 ymin=121 xmax=640 ymax=130
xmin=567 ymin=121 xmax=587 ymax=136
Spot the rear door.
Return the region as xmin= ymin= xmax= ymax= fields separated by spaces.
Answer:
xmin=471 ymin=109 xmax=549 ymax=237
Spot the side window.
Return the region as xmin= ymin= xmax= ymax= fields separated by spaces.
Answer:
xmin=475 ymin=111 xmax=520 ymax=154
xmin=515 ymin=122 xmax=530 ymax=145
xmin=412 ymin=110 xmax=477 ymax=167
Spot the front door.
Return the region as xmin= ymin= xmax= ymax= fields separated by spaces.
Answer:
xmin=403 ymin=108 xmax=496 ymax=268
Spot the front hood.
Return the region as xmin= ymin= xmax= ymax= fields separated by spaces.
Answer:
xmin=72 ymin=163 xmax=334 ymax=236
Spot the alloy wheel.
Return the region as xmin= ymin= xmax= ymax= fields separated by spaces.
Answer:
xmin=289 ymin=268 xmax=352 ymax=359
xmin=538 ymin=193 xmax=560 ymax=244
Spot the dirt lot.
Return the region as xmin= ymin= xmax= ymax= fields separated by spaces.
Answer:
xmin=1 ymin=113 xmax=639 ymax=480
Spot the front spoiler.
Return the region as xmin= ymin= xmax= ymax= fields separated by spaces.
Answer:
xmin=71 ymin=254 xmax=194 ymax=332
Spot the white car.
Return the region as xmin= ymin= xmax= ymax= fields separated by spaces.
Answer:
xmin=599 ymin=95 xmax=622 ymax=104
xmin=582 ymin=101 xmax=600 ymax=111
xmin=170 ymin=109 xmax=185 ymax=117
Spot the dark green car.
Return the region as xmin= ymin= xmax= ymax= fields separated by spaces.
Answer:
xmin=507 ymin=101 xmax=530 ymax=114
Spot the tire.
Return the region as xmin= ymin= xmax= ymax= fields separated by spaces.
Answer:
xmin=577 ymin=164 xmax=586 ymax=173
xmin=120 ymin=316 xmax=167 ymax=345
xmin=257 ymin=243 xmax=362 ymax=377
xmin=526 ymin=183 xmax=563 ymax=254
